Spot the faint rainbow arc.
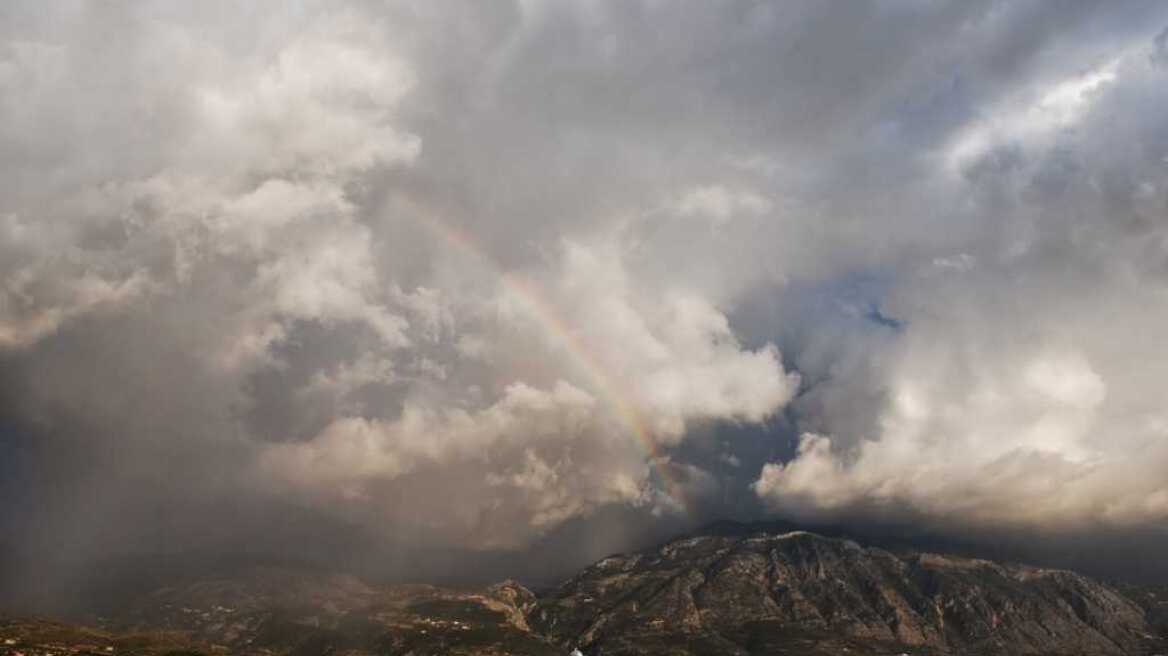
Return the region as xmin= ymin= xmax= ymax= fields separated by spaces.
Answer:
xmin=412 ymin=213 xmax=693 ymax=517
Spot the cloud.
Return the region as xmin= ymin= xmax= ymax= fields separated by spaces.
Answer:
xmin=755 ymin=28 xmax=1168 ymax=532
xmin=944 ymin=55 xmax=1122 ymax=171
xmin=255 ymin=234 xmax=797 ymax=546
xmin=3 ymin=0 xmax=1168 ymax=599
xmin=0 ymin=1 xmax=803 ymax=567
xmin=674 ymin=185 xmax=773 ymax=227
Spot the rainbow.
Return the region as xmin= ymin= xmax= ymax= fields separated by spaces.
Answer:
xmin=408 ymin=209 xmax=693 ymax=518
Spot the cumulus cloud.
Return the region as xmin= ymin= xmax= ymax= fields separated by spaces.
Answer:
xmin=0 ymin=1 xmax=799 ymax=571
xmin=755 ymin=30 xmax=1168 ymax=532
xmin=254 ymin=234 xmax=798 ymax=546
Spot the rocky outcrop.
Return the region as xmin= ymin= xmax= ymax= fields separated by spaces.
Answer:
xmin=487 ymin=579 xmax=540 ymax=631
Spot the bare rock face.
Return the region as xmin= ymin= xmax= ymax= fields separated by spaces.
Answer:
xmin=532 ymin=529 xmax=1157 ymax=655
xmin=487 ymin=579 xmax=540 ymax=631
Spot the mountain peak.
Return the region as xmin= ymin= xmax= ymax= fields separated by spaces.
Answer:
xmin=532 ymin=524 xmax=1158 ymax=655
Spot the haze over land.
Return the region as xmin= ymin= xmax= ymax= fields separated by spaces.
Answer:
xmin=3 ymin=0 xmax=1168 ymax=610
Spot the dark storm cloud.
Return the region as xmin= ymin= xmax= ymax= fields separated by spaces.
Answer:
xmin=2 ymin=0 xmax=1168 ymax=604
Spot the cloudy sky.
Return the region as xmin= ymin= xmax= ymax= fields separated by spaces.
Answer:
xmin=3 ymin=0 xmax=1168 ymax=602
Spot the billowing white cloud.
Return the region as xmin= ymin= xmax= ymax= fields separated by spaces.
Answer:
xmin=257 ymin=233 xmax=797 ymax=544
xmin=0 ymin=2 xmax=802 ymax=554
xmin=755 ymin=32 xmax=1168 ymax=530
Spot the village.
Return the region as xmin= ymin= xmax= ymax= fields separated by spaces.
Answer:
xmin=1 ymin=633 xmax=116 ymax=656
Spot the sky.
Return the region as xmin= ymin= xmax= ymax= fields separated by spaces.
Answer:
xmin=3 ymin=0 xmax=1168 ymax=605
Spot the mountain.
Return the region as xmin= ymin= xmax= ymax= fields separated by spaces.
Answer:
xmin=532 ymin=526 xmax=1162 ymax=655
xmin=3 ymin=523 xmax=1166 ymax=655
xmin=3 ymin=566 xmax=558 ymax=656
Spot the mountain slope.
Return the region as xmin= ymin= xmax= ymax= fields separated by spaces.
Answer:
xmin=101 ymin=568 xmax=555 ymax=656
xmin=532 ymin=528 xmax=1158 ymax=655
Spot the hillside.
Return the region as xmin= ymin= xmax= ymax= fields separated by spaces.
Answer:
xmin=532 ymin=528 xmax=1162 ymax=655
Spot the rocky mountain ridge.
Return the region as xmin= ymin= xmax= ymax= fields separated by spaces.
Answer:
xmin=533 ymin=528 xmax=1161 ymax=655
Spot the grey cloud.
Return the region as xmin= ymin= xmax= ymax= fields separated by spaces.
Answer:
xmin=3 ymin=0 xmax=1168 ymax=608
